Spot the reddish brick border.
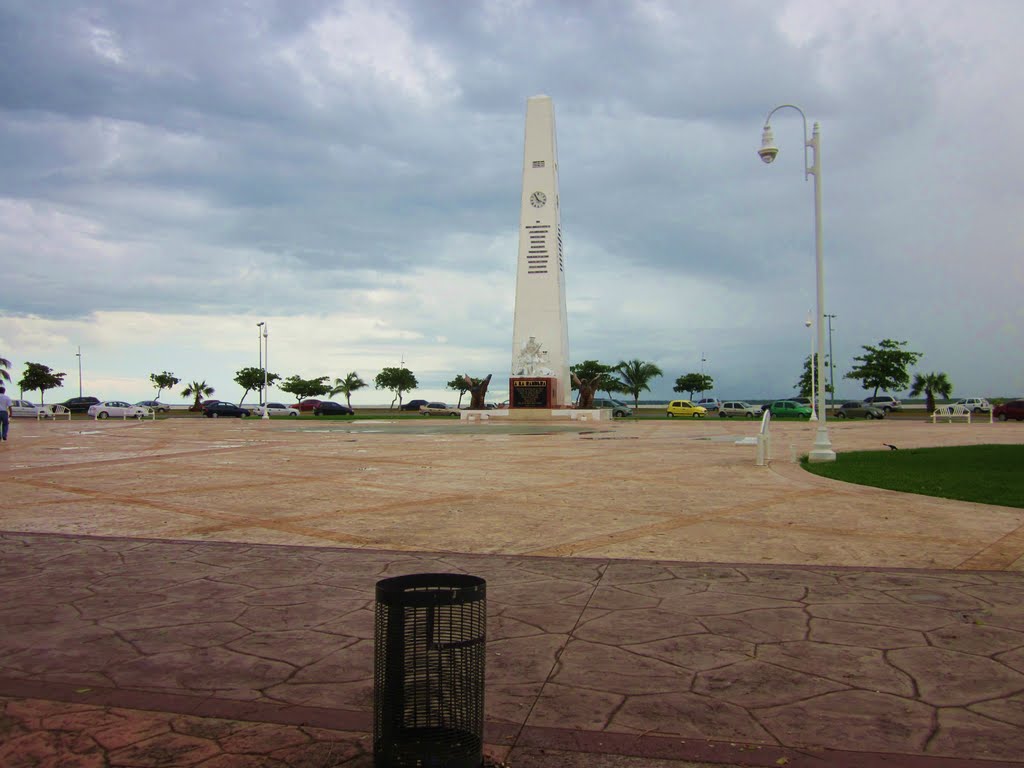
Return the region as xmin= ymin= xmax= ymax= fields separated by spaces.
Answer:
xmin=2 ymin=528 xmax=1013 ymax=576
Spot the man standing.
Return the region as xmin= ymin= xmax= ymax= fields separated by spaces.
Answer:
xmin=0 ymin=386 xmax=11 ymax=443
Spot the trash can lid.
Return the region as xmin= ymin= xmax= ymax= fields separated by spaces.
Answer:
xmin=376 ymin=573 xmax=486 ymax=607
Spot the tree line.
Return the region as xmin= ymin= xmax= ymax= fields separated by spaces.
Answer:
xmin=0 ymin=338 xmax=963 ymax=413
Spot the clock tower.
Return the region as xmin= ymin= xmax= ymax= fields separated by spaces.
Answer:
xmin=510 ymin=95 xmax=571 ymax=407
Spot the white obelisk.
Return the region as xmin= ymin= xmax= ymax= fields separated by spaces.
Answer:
xmin=511 ymin=95 xmax=571 ymax=405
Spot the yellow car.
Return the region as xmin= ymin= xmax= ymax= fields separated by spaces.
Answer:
xmin=666 ymin=400 xmax=708 ymax=418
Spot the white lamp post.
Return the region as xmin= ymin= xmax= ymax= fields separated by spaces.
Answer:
xmin=76 ymin=346 xmax=83 ymax=398
xmin=805 ymin=311 xmax=817 ymax=421
xmin=261 ymin=322 xmax=269 ymax=420
xmin=759 ymin=104 xmax=835 ymax=462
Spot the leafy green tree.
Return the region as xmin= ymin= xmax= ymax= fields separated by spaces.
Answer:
xmin=796 ymin=355 xmax=833 ymax=398
xmin=673 ymin=373 xmax=714 ymax=399
xmin=149 ymin=371 xmax=181 ymax=400
xmin=909 ymin=371 xmax=953 ymax=414
xmin=614 ymin=359 xmax=664 ymax=411
xmin=375 ymin=367 xmax=418 ymax=409
xmin=447 ymin=376 xmax=470 ymax=407
xmin=599 ymin=378 xmax=628 ymax=399
xmin=18 ymin=362 xmax=65 ymax=404
xmin=1 ymin=355 xmax=11 ymax=383
xmin=844 ymin=339 xmax=922 ymax=398
xmin=279 ymin=375 xmax=331 ymax=401
xmin=330 ymin=372 xmax=367 ymax=409
xmin=234 ymin=367 xmax=281 ymax=405
xmin=182 ymin=380 xmax=215 ymax=411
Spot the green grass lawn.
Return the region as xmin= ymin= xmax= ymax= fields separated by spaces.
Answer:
xmin=802 ymin=444 xmax=1024 ymax=508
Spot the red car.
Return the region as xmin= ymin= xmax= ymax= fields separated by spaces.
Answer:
xmin=993 ymin=400 xmax=1024 ymax=421
xmin=292 ymin=399 xmax=323 ymax=413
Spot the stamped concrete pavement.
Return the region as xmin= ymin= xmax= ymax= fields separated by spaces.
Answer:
xmin=1 ymin=416 xmax=1023 ymax=765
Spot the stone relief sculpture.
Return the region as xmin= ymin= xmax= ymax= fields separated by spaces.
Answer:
xmin=511 ymin=336 xmax=554 ymax=377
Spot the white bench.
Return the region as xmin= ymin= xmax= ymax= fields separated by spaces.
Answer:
xmin=932 ymin=404 xmax=971 ymax=423
xmin=39 ymin=404 xmax=72 ymax=421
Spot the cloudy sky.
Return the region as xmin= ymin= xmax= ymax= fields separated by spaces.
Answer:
xmin=2 ymin=0 xmax=1022 ymax=406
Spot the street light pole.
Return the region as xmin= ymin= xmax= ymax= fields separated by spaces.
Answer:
xmin=257 ymin=322 xmax=265 ymax=410
xmin=261 ymin=323 xmax=269 ymax=420
xmin=76 ymin=346 xmax=82 ymax=398
xmin=805 ymin=311 xmax=817 ymax=421
xmin=826 ymin=314 xmax=836 ymax=410
xmin=759 ymin=104 xmax=835 ymax=462
xmin=700 ymin=354 xmax=707 ymax=398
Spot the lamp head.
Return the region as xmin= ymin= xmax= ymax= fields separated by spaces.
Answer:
xmin=805 ymin=310 xmax=813 ymax=328
xmin=257 ymin=321 xmax=264 ymax=327
xmin=758 ymin=124 xmax=778 ymax=164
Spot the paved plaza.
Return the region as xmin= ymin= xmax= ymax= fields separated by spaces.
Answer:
xmin=1 ymin=416 xmax=1023 ymax=766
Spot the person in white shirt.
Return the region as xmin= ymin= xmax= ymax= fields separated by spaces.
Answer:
xmin=0 ymin=386 xmax=12 ymax=442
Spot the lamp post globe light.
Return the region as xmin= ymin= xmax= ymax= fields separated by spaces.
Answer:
xmin=759 ymin=104 xmax=835 ymax=462
xmin=805 ymin=311 xmax=817 ymax=422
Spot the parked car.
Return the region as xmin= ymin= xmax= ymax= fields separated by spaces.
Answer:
xmin=764 ymin=400 xmax=813 ymax=418
xmin=313 ymin=401 xmax=355 ymax=416
xmin=955 ymin=397 xmax=993 ymax=413
xmin=135 ymin=400 xmax=171 ymax=413
xmin=591 ymin=398 xmax=633 ymax=417
xmin=60 ymin=396 xmax=101 ymax=413
xmin=203 ymin=402 xmax=251 ymax=418
xmin=719 ymin=401 xmax=761 ymax=418
xmin=193 ymin=399 xmax=221 ymax=412
xmin=420 ymin=402 xmax=461 ymax=417
xmin=993 ymin=400 xmax=1024 ymax=422
xmin=666 ymin=400 xmax=708 ymax=418
xmin=400 ymin=399 xmax=429 ymax=412
xmin=696 ymin=398 xmax=721 ymax=413
xmin=250 ymin=402 xmax=300 ymax=417
xmin=9 ymin=400 xmax=55 ymax=418
xmin=292 ymin=399 xmax=323 ymax=413
xmin=834 ymin=401 xmax=886 ymax=419
xmin=88 ymin=401 xmax=150 ymax=419
xmin=863 ymin=395 xmax=902 ymax=412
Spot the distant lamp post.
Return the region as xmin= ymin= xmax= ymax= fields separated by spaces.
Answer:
xmin=759 ymin=104 xmax=835 ymax=462
xmin=805 ymin=311 xmax=818 ymax=422
xmin=700 ymin=354 xmax=707 ymax=398
xmin=261 ymin=322 xmax=270 ymax=420
xmin=76 ymin=346 xmax=83 ymax=398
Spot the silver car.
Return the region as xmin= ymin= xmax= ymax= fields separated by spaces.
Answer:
xmin=719 ymin=401 xmax=760 ymax=418
xmin=9 ymin=399 xmax=55 ymax=418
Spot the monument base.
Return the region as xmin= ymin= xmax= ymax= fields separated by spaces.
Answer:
xmin=509 ymin=377 xmax=560 ymax=409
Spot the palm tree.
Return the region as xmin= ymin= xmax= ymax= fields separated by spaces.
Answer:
xmin=909 ymin=371 xmax=953 ymax=414
xmin=181 ymin=380 xmax=215 ymax=411
xmin=0 ymin=355 xmax=11 ymax=383
xmin=330 ymin=372 xmax=367 ymax=409
xmin=614 ymin=359 xmax=664 ymax=411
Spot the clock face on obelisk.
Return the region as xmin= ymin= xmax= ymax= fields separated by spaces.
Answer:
xmin=529 ymin=191 xmax=547 ymax=208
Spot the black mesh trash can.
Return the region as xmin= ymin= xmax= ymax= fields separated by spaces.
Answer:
xmin=374 ymin=573 xmax=486 ymax=768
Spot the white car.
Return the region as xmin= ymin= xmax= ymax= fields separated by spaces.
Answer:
xmin=9 ymin=399 xmax=55 ymax=418
xmin=88 ymin=401 xmax=150 ymax=419
xmin=955 ymin=397 xmax=992 ymax=413
xmin=250 ymin=402 xmax=300 ymax=417
xmin=420 ymin=402 xmax=461 ymax=417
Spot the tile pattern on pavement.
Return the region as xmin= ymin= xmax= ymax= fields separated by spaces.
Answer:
xmin=3 ymin=531 xmax=1024 ymax=766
